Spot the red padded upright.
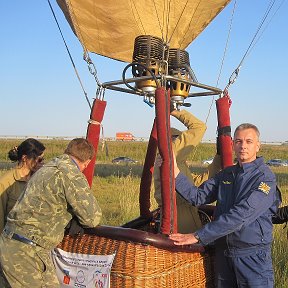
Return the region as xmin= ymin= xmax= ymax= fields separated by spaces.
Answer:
xmin=155 ymin=87 xmax=177 ymax=234
xmin=139 ymin=119 xmax=158 ymax=219
xmin=216 ymin=95 xmax=233 ymax=169
xmin=84 ymin=99 xmax=107 ymax=187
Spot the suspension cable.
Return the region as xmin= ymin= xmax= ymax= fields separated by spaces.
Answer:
xmin=223 ymin=0 xmax=282 ymax=93
xmin=178 ymin=0 xmax=202 ymax=48
xmin=47 ymin=0 xmax=91 ymax=109
xmin=248 ymin=0 xmax=287 ymax=58
xmin=238 ymin=0 xmax=278 ymax=68
xmin=130 ymin=0 xmax=147 ymax=35
xmin=203 ymin=0 xmax=237 ymax=127
xmin=167 ymin=0 xmax=190 ymax=45
xmin=152 ymin=0 xmax=165 ymax=40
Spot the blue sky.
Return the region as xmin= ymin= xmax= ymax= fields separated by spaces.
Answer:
xmin=0 ymin=0 xmax=287 ymax=142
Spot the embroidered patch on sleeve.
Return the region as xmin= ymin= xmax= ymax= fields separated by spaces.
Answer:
xmin=258 ymin=182 xmax=271 ymax=194
xmin=222 ymin=181 xmax=231 ymax=185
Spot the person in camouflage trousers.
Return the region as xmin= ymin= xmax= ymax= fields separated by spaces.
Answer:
xmin=0 ymin=138 xmax=102 ymax=288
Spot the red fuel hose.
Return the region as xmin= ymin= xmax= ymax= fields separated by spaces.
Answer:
xmin=139 ymin=119 xmax=158 ymax=219
xmin=155 ymin=87 xmax=177 ymax=234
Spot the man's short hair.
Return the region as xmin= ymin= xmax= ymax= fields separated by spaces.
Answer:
xmin=234 ymin=123 xmax=260 ymax=139
xmin=64 ymin=138 xmax=95 ymax=162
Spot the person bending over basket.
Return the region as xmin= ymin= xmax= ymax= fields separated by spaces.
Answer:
xmin=168 ymin=123 xmax=281 ymax=288
xmin=0 ymin=138 xmax=102 ymax=288
xmin=154 ymin=109 xmax=221 ymax=233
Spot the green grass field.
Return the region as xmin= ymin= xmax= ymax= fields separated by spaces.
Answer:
xmin=1 ymin=138 xmax=287 ymax=164
xmin=1 ymin=139 xmax=288 ymax=286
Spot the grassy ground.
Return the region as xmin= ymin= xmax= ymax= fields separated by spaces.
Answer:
xmin=0 ymin=139 xmax=288 ymax=286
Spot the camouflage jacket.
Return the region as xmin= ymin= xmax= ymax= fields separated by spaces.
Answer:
xmin=0 ymin=168 xmax=27 ymax=233
xmin=5 ymin=154 xmax=102 ymax=249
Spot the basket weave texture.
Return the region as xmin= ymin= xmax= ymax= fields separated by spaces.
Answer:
xmin=58 ymin=233 xmax=214 ymax=288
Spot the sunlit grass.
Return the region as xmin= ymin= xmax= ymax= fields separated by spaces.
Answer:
xmin=0 ymin=139 xmax=287 ymax=285
xmin=91 ymin=173 xmax=157 ymax=226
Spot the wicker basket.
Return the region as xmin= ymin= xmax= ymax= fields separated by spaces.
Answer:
xmin=58 ymin=226 xmax=214 ymax=288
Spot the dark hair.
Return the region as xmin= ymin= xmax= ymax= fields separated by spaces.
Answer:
xmin=8 ymin=138 xmax=46 ymax=163
xmin=64 ymin=138 xmax=95 ymax=162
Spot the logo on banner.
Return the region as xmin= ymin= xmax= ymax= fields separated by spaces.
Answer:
xmin=63 ymin=269 xmax=71 ymax=285
xmin=52 ymin=248 xmax=116 ymax=288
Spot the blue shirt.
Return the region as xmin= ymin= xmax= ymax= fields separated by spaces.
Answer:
xmin=175 ymin=157 xmax=281 ymax=248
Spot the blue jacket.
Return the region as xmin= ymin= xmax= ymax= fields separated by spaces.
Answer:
xmin=175 ymin=157 xmax=281 ymax=248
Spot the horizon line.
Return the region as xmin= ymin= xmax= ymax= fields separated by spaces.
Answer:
xmin=0 ymin=135 xmax=287 ymax=145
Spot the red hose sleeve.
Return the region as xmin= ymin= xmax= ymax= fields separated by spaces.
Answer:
xmin=139 ymin=119 xmax=158 ymax=218
xmin=216 ymin=96 xmax=233 ymax=169
xmin=155 ymin=87 xmax=177 ymax=234
xmin=84 ymin=99 xmax=107 ymax=187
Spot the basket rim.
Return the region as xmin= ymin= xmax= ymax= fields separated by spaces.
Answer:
xmin=76 ymin=225 xmax=205 ymax=253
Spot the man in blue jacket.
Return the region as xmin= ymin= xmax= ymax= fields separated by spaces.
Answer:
xmin=169 ymin=123 xmax=281 ymax=287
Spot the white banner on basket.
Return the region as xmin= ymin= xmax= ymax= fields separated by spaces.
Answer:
xmin=52 ymin=248 xmax=116 ymax=288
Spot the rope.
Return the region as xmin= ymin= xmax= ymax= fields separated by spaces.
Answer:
xmin=167 ymin=0 xmax=190 ymax=45
xmin=248 ymin=0 xmax=287 ymax=57
xmin=215 ymin=0 xmax=238 ymax=89
xmin=130 ymin=0 xmax=146 ymax=35
xmin=237 ymin=0 xmax=278 ymax=68
xmin=178 ymin=0 xmax=202 ymax=48
xmin=223 ymin=0 xmax=283 ymax=92
xmin=190 ymin=0 xmax=237 ymax=161
xmin=46 ymin=0 xmax=91 ymax=110
xmin=202 ymin=0 xmax=237 ymax=128
xmin=65 ymin=1 xmax=102 ymax=89
xmin=165 ymin=0 xmax=172 ymax=44
xmin=152 ymin=0 xmax=165 ymax=40
xmin=87 ymin=120 xmax=101 ymax=125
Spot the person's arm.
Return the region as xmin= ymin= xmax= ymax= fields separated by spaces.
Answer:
xmin=173 ymin=150 xmax=218 ymax=206
xmin=172 ymin=110 xmax=222 ymax=186
xmin=171 ymin=109 xmax=206 ymax=160
xmin=64 ymin=173 xmax=102 ymax=228
xmin=195 ymin=176 xmax=277 ymax=245
xmin=154 ymin=110 xmax=204 ymax=204
xmin=192 ymin=154 xmax=222 ymax=186
xmin=0 ymin=171 xmax=14 ymax=232
xmin=171 ymin=176 xmax=277 ymax=246
xmin=0 ymin=185 xmax=8 ymax=232
xmin=175 ymin=172 xmax=219 ymax=206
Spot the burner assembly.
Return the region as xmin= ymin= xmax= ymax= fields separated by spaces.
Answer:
xmin=102 ymin=35 xmax=222 ymax=108
xmin=167 ymin=48 xmax=197 ymax=110
xmin=131 ymin=35 xmax=197 ymax=109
